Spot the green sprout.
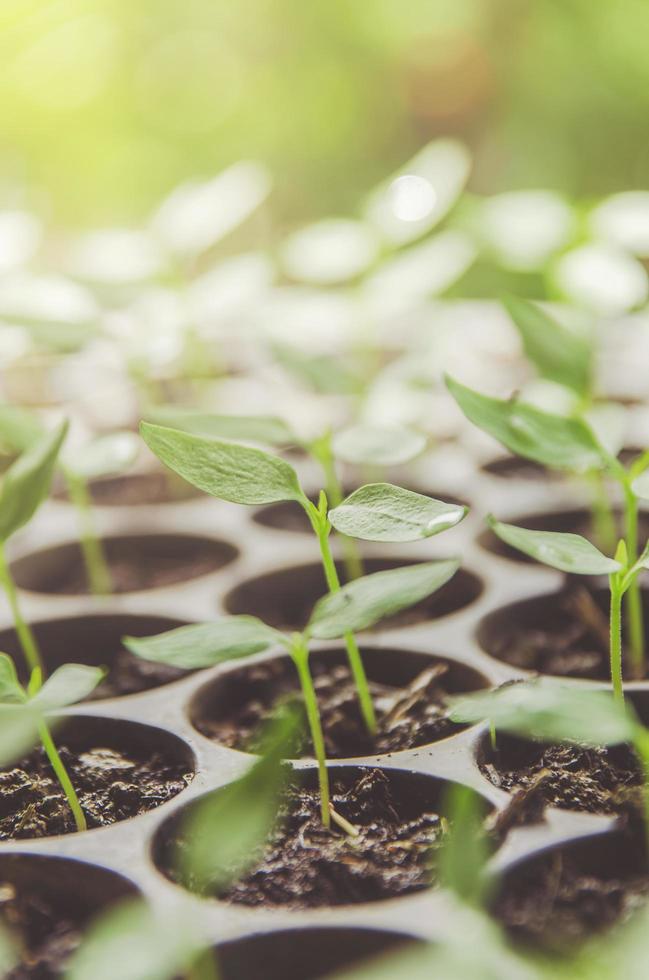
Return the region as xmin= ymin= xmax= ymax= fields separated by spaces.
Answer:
xmin=446 ymin=374 xmax=649 ymax=677
xmin=140 ymin=420 xmax=465 ymax=736
xmin=0 ymin=405 xmax=138 ymax=596
xmin=124 ymin=558 xmax=460 ymax=828
xmin=0 ymin=654 xmax=104 ymax=832
xmin=487 ymin=515 xmax=649 ymax=702
xmin=0 ymin=420 xmax=68 ymax=678
xmin=450 ymin=681 xmax=649 ymax=849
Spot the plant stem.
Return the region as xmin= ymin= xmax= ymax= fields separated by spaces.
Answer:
xmin=311 ymin=437 xmax=364 ymax=581
xmin=290 ymin=636 xmax=330 ymax=827
xmin=64 ymin=471 xmax=112 ymax=596
xmin=313 ymin=520 xmax=377 ymax=735
xmin=609 ymin=580 xmax=624 ymax=704
xmin=622 ymin=482 xmax=644 ymax=675
xmin=189 ymin=950 xmax=220 ymax=980
xmin=632 ymin=727 xmax=649 ymax=859
xmin=38 ymin=719 xmax=87 ymax=832
xmin=0 ymin=543 xmax=43 ymax=679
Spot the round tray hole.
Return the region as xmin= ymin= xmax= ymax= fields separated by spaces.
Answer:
xmin=10 ymin=533 xmax=237 ymax=595
xmin=0 ymin=715 xmax=195 ymax=840
xmin=189 ymin=646 xmax=490 ymax=759
xmin=54 ymin=471 xmax=200 ymax=507
xmin=225 ymin=558 xmax=483 ymax=632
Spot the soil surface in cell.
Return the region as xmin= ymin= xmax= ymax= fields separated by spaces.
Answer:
xmin=0 ymin=742 xmax=192 ymax=840
xmin=482 ymin=585 xmax=649 ymax=680
xmin=75 ymin=472 xmax=198 ymax=507
xmin=481 ymin=736 xmax=643 ymax=833
xmin=196 ymin=658 xmax=464 ymax=758
xmin=181 ymin=770 xmax=445 ymax=908
xmin=494 ymin=835 xmax=649 ymax=950
xmin=481 ymin=457 xmax=557 ymax=481
xmin=1 ymin=885 xmax=85 ymax=979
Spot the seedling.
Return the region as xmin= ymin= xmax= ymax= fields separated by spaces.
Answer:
xmin=487 ymin=515 xmax=649 ymax=702
xmin=446 ymin=375 xmax=649 ymax=675
xmin=65 ymin=705 xmax=300 ymax=980
xmin=140 ymin=420 xmax=465 ymax=735
xmin=450 ymin=680 xmax=649 ymax=846
xmin=0 ymin=420 xmax=68 ymax=678
xmin=0 ymin=653 xmax=104 ymax=832
xmin=124 ymin=558 xmax=461 ymax=828
xmin=0 ymin=405 xmax=138 ymax=596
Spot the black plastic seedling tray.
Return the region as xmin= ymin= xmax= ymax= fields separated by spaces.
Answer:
xmin=0 ymin=440 xmax=641 ymax=978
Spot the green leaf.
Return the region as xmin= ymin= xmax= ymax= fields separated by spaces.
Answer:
xmin=308 ymin=559 xmax=460 ymax=639
xmin=487 ymin=516 xmax=621 ymax=575
xmin=31 ymin=664 xmax=104 ymax=710
xmin=503 ymin=295 xmax=592 ymax=397
xmin=0 ymin=704 xmax=42 ymax=767
xmin=438 ymin=786 xmax=490 ymax=909
xmin=65 ymin=432 xmax=139 ymax=481
xmin=145 ymin=408 xmax=296 ymax=447
xmin=123 ymin=617 xmax=283 ymax=669
xmin=140 ymin=423 xmax=305 ymax=506
xmin=65 ymin=899 xmax=209 ymax=980
xmin=0 ymin=419 xmax=68 ymax=542
xmin=445 ymin=375 xmax=606 ymax=472
xmin=332 ymin=424 xmax=426 ymax=466
xmin=181 ymin=704 xmax=301 ymax=893
xmin=0 ymin=654 xmax=26 ymax=704
xmin=449 ymin=682 xmax=636 ymax=746
xmin=330 ymin=483 xmax=468 ymax=542
xmin=632 ymin=469 xmax=649 ymax=501
xmin=0 ymin=405 xmax=43 ymax=454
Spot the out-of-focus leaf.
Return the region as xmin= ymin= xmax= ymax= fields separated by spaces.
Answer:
xmin=0 ymin=420 xmax=68 ymax=542
xmin=65 ymin=432 xmax=139 ymax=481
xmin=31 ymin=664 xmax=104 ymax=710
xmin=332 ymin=425 xmax=425 ymax=467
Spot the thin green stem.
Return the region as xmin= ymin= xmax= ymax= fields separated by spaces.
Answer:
xmin=589 ymin=470 xmax=617 ymax=555
xmin=291 ymin=637 xmax=330 ymax=827
xmin=38 ymin=719 xmax=87 ymax=832
xmin=0 ymin=543 xmax=43 ymax=679
xmin=311 ymin=436 xmax=364 ymax=581
xmin=632 ymin=727 xmax=649 ymax=860
xmin=64 ymin=471 xmax=112 ymax=596
xmin=609 ymin=580 xmax=624 ymax=704
xmin=313 ymin=519 xmax=377 ymax=734
xmin=622 ymin=483 xmax=644 ymax=675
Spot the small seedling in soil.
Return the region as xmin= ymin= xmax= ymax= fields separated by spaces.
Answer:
xmin=0 ymin=419 xmax=68 ymax=678
xmin=125 ymin=558 xmax=460 ymax=827
xmin=0 ymin=405 xmax=139 ymax=596
xmin=140 ymin=420 xmax=465 ymax=736
xmin=446 ymin=374 xmax=649 ymax=677
xmin=0 ymin=653 xmax=104 ymax=832
xmin=64 ymin=707 xmax=300 ymax=980
xmin=487 ymin=515 xmax=649 ymax=702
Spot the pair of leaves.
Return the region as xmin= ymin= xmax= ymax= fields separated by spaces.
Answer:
xmin=0 ymin=420 xmax=68 ymax=543
xmin=450 ymin=680 xmax=637 ymax=747
xmin=0 ymin=655 xmax=104 ymax=766
xmin=504 ymin=295 xmax=592 ymax=398
xmin=446 ymin=376 xmax=606 ymax=473
xmin=487 ymin=516 xmax=622 ymax=575
xmin=125 ymin=560 xmax=460 ymax=668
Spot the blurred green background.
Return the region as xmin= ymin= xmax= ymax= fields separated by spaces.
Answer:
xmin=3 ymin=0 xmax=649 ymax=227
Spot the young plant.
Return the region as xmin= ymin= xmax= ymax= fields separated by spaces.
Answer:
xmin=145 ymin=406 xmax=427 ymax=581
xmin=140 ymin=420 xmax=465 ymax=735
xmin=124 ymin=558 xmax=461 ymax=828
xmin=0 ymin=420 xmax=68 ymax=678
xmin=487 ymin=515 xmax=649 ymax=702
xmin=450 ymin=680 xmax=649 ymax=844
xmin=0 ymin=406 xmax=138 ymax=596
xmin=446 ymin=375 xmax=649 ymax=676
xmin=66 ymin=705 xmax=300 ymax=980
xmin=0 ymin=653 xmax=104 ymax=832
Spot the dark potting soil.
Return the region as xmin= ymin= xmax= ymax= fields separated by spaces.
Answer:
xmin=1 ymin=887 xmax=83 ymax=979
xmin=481 ymin=737 xmax=644 ymax=832
xmin=183 ymin=770 xmax=445 ymax=908
xmin=493 ymin=838 xmax=649 ymax=950
xmin=88 ymin=648 xmax=187 ymax=701
xmin=0 ymin=743 xmax=192 ymax=840
xmin=483 ymin=585 xmax=647 ymax=681
xmin=195 ymin=658 xmax=462 ymax=758
xmin=46 ymin=548 xmax=218 ymax=596
xmin=481 ymin=457 xmax=557 ymax=481
xmin=56 ymin=472 xmax=198 ymax=508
